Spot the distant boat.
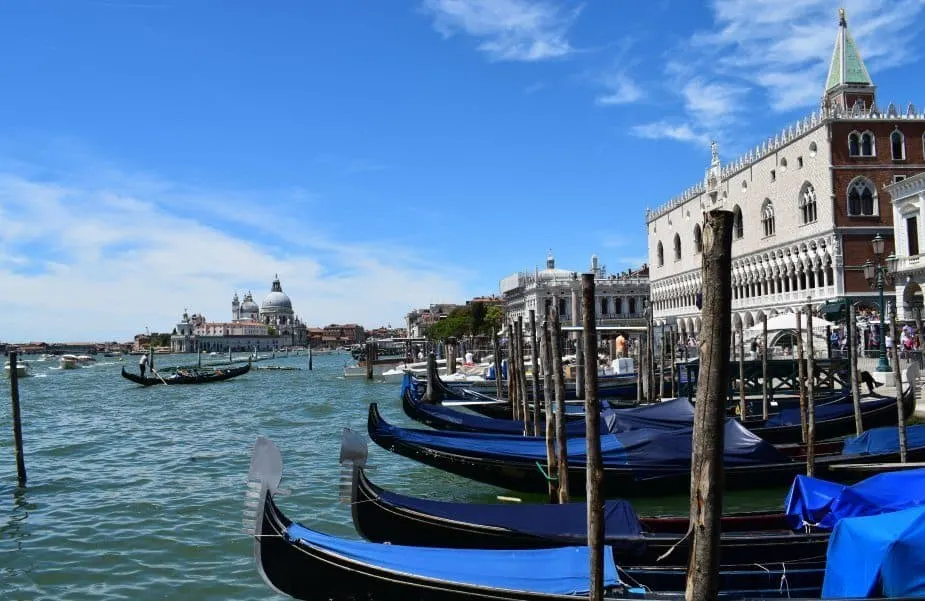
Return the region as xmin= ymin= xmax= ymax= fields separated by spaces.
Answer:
xmin=4 ymin=361 xmax=29 ymax=378
xmin=120 ymin=363 xmax=251 ymax=386
xmin=60 ymin=355 xmax=80 ymax=369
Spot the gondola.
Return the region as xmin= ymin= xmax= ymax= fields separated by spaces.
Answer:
xmin=402 ymin=382 xmax=911 ymax=445
xmin=247 ymin=437 xmax=667 ymax=601
xmin=368 ymin=394 xmax=925 ymax=498
xmin=120 ymin=362 xmax=251 ymax=386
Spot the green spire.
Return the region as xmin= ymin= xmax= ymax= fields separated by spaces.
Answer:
xmin=825 ymin=8 xmax=873 ymax=91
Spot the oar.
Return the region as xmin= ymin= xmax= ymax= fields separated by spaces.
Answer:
xmin=151 ymin=367 xmax=170 ymax=386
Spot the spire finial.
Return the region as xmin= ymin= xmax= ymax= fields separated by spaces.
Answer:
xmin=838 ymin=7 xmax=846 ymax=26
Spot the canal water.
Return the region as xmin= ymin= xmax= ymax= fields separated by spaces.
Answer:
xmin=0 ymin=352 xmax=787 ymax=600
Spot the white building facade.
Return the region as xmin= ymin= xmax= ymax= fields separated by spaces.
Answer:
xmin=646 ymin=10 xmax=925 ymax=336
xmin=500 ymin=252 xmax=649 ymax=328
xmin=889 ymin=172 xmax=925 ymax=321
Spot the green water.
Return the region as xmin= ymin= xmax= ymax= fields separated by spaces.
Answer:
xmin=0 ymin=353 xmax=786 ymax=600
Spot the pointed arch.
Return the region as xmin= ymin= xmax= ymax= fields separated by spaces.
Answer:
xmin=848 ymin=131 xmax=860 ymax=157
xmin=860 ymin=131 xmax=875 ymax=157
xmin=891 ymin=129 xmax=906 ymax=160
xmin=657 ymin=241 xmax=664 ymax=267
xmin=673 ymin=233 xmax=681 ymax=261
xmin=732 ymin=205 xmax=743 ymax=240
xmin=799 ymin=182 xmax=818 ymax=224
xmin=761 ymin=199 xmax=776 ymax=237
xmin=847 ymin=176 xmax=877 ymax=216
xmin=693 ymin=223 xmax=702 ymax=254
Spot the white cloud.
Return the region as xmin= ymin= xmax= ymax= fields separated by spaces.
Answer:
xmin=0 ymin=168 xmax=471 ymax=342
xmin=422 ymin=0 xmax=581 ymax=62
xmin=595 ymin=71 xmax=643 ymax=106
xmin=681 ymin=78 xmax=747 ymax=128
xmin=630 ymin=121 xmax=711 ymax=147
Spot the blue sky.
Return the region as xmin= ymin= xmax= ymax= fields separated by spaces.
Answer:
xmin=1 ymin=0 xmax=925 ymax=341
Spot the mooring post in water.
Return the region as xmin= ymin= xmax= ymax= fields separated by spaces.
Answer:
xmin=308 ymin=348 xmax=313 ymax=371
xmin=685 ymin=209 xmax=733 ymax=601
xmin=492 ymin=330 xmax=503 ymax=402
xmin=738 ymin=323 xmax=746 ymax=419
xmin=550 ymin=303 xmax=570 ymax=503
xmin=8 ymin=351 xmax=27 ymax=487
xmin=541 ymin=319 xmax=558 ymax=503
xmin=198 ymin=348 xmax=202 ymax=368
xmin=517 ymin=318 xmax=530 ymax=435
xmin=365 ymin=342 xmax=374 ymax=380
xmin=891 ymin=310 xmax=908 ymax=463
xmin=575 ymin=331 xmax=584 ymax=404
xmin=508 ymin=323 xmax=520 ymax=421
xmin=806 ymin=305 xmax=816 ymax=477
xmin=762 ymin=314 xmax=769 ymax=420
xmin=646 ymin=301 xmax=655 ymax=403
xmin=581 ymin=273 xmax=604 ymax=601
xmin=849 ymin=304 xmax=863 ymax=435
xmin=826 ymin=325 xmax=833 ymax=361
xmin=424 ymin=352 xmax=437 ymax=403
xmin=529 ymin=310 xmax=541 ymax=437
xmin=796 ymin=309 xmax=808 ymax=443
xmin=670 ymin=326 xmax=678 ymax=399
xmin=446 ymin=341 xmax=455 ymax=376
xmin=636 ymin=334 xmax=644 ymax=404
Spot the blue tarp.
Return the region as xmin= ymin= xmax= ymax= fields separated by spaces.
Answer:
xmin=374 ymin=485 xmax=644 ymax=552
xmin=379 ymin=411 xmax=788 ymax=476
xmin=784 ymin=469 xmax=925 ymax=530
xmin=760 ymin=393 xmax=859 ymax=427
xmin=286 ymin=522 xmax=620 ymax=595
xmin=602 ymin=397 xmax=695 ymax=433
xmin=822 ymin=506 xmax=925 ymax=598
xmin=843 ymin=424 xmax=925 ymax=456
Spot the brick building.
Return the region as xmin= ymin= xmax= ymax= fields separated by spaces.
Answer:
xmin=646 ymin=9 xmax=925 ymax=335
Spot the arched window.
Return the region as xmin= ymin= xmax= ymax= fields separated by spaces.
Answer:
xmin=861 ymin=131 xmax=875 ymax=157
xmin=847 ymin=176 xmax=877 ymax=216
xmin=733 ymin=205 xmax=743 ymax=240
xmin=761 ymin=200 xmax=776 ymax=237
xmin=657 ymin=242 xmax=664 ymax=267
xmin=673 ymin=233 xmax=681 ymax=261
xmin=800 ymin=182 xmax=818 ymax=224
xmin=693 ymin=223 xmax=702 ymax=254
xmin=848 ymin=132 xmax=860 ymax=157
xmin=891 ymin=129 xmax=906 ymax=160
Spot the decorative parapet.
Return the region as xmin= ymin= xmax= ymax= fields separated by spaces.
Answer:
xmin=645 ymin=101 xmax=925 ymax=223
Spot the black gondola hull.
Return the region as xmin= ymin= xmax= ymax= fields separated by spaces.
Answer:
xmin=120 ymin=363 xmax=251 ymax=386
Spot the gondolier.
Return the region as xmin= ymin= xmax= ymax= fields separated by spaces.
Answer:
xmin=139 ymin=354 xmax=149 ymax=378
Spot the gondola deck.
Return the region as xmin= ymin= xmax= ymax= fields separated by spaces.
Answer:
xmin=120 ymin=362 xmax=251 ymax=386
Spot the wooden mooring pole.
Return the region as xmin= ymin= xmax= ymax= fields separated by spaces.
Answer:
xmin=737 ymin=324 xmax=746 ymax=418
xmin=424 ymin=352 xmax=437 ymax=402
xmin=849 ymin=304 xmax=863 ymax=435
xmin=365 ymin=342 xmax=374 ymax=380
xmin=806 ymin=306 xmax=816 ymax=477
xmin=636 ymin=334 xmax=644 ymax=404
xmin=796 ymin=309 xmax=808 ymax=443
xmin=517 ymin=318 xmax=530 ymax=435
xmin=8 ymin=351 xmax=27 ymax=487
xmin=762 ymin=313 xmax=769 ymax=420
xmin=550 ymin=303 xmax=570 ymax=503
xmin=581 ymin=274 xmax=604 ymax=601
xmin=529 ymin=310 xmax=541 ymax=437
xmin=670 ymin=326 xmax=678 ymax=399
xmin=308 ymin=347 xmax=313 ymax=371
xmin=541 ymin=319 xmax=558 ymax=503
xmin=685 ymin=209 xmax=733 ymax=601
xmin=492 ymin=330 xmax=504 ymax=402
xmin=891 ymin=310 xmax=908 ymax=463
xmin=575 ymin=332 xmax=584 ymax=406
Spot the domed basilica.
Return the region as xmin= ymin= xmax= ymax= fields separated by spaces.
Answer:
xmin=170 ymin=275 xmax=308 ymax=353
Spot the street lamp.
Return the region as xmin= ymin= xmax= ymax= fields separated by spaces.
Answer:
xmin=863 ymin=234 xmax=897 ymax=372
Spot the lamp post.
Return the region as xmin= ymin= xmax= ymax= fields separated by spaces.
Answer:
xmin=862 ymin=233 xmax=897 ymax=373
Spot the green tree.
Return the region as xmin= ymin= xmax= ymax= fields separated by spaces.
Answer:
xmin=268 ymin=326 xmax=278 ymax=336
xmin=483 ymin=305 xmax=504 ymax=335
xmin=470 ymin=301 xmax=486 ymax=336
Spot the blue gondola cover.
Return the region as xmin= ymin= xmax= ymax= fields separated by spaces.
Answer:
xmin=784 ymin=469 xmax=925 ymax=530
xmin=822 ymin=506 xmax=925 ymax=598
xmin=373 ymin=486 xmax=645 ymax=553
xmin=286 ymin=522 xmax=620 ymax=594
xmin=842 ymin=424 xmax=925 ymax=456
xmin=601 ymin=397 xmax=695 ymax=432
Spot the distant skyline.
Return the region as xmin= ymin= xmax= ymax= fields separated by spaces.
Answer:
xmin=2 ymin=0 xmax=925 ymax=340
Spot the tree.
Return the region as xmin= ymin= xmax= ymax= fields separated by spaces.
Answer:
xmin=483 ymin=305 xmax=503 ymax=335
xmin=268 ymin=326 xmax=278 ymax=336
xmin=471 ymin=302 xmax=486 ymax=336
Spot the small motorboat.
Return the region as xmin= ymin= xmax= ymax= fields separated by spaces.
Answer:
xmin=4 ymin=361 xmax=29 ymax=378
xmin=60 ymin=355 xmax=79 ymax=369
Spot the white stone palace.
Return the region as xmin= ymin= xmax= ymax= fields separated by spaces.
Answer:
xmin=170 ymin=275 xmax=309 ymax=353
xmin=889 ymin=173 xmax=925 ymax=321
xmin=500 ymin=251 xmax=649 ymax=328
xmin=646 ymin=9 xmax=925 ymax=337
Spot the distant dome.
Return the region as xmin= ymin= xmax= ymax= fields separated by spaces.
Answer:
xmin=241 ymin=300 xmax=259 ymax=313
xmin=261 ymin=275 xmax=293 ymax=312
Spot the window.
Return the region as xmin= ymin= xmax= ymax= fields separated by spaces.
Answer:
xmin=894 ymin=175 xmax=908 ymax=184
xmin=742 ymin=180 xmax=748 ymax=192
xmin=732 ymin=205 xmax=743 ymax=240
xmin=908 ymin=217 xmax=920 ymax=256
xmin=780 ymin=158 xmax=788 ymax=172
xmin=847 ymin=177 xmax=877 ymax=216
xmin=861 ymin=132 xmax=875 ymax=156
xmin=559 ymin=298 xmax=567 ymax=316
xmin=615 ymin=297 xmax=623 ymax=314
xmin=600 ymin=297 xmax=609 ymax=316
xmin=693 ymin=223 xmax=702 ymax=254
xmin=809 ymin=141 xmax=818 ymax=157
xmin=891 ymin=130 xmax=906 ymax=160
xmin=770 ymin=169 xmax=777 ymax=182
xmin=797 ymin=156 xmax=804 ymax=169
xmin=657 ymin=242 xmax=664 ymax=266
xmin=849 ymin=132 xmax=860 ymax=157
xmin=761 ymin=200 xmax=776 ymax=237
xmin=800 ymin=183 xmax=818 ymax=224
xmin=673 ymin=234 xmax=681 ymax=261
xmin=628 ymin=297 xmax=636 ymax=314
